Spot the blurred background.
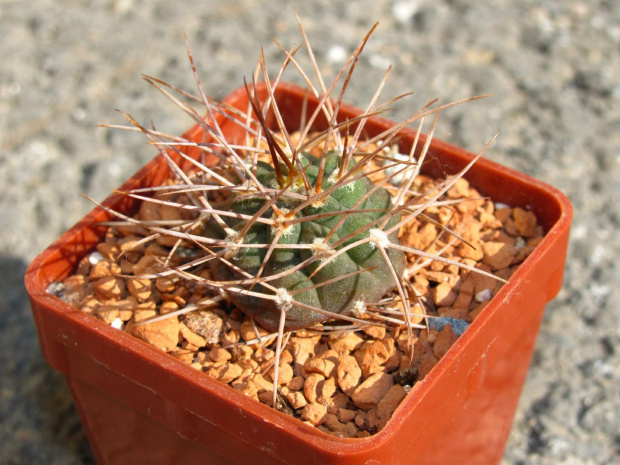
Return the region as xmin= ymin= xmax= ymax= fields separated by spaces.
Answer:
xmin=1 ymin=1 xmax=619 ymax=463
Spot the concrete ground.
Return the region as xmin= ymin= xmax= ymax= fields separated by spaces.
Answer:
xmin=1 ymin=1 xmax=619 ymax=463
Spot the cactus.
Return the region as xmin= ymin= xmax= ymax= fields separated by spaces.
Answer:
xmin=94 ymin=15 xmax=502 ymax=408
xmin=204 ymin=148 xmax=406 ymax=332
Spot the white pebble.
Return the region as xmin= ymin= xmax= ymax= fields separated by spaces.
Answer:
xmin=88 ymin=251 xmax=104 ymax=265
xmin=589 ymin=283 xmax=610 ymax=306
xmin=392 ymin=1 xmax=419 ymax=24
xmin=495 ymin=202 xmax=511 ymax=210
xmin=327 ymin=45 xmax=347 ymax=63
xmin=46 ymin=281 xmax=65 ymax=296
xmin=515 ymin=237 xmax=526 ymax=250
xmin=111 ymin=318 xmax=124 ymax=330
xmin=369 ymin=54 xmax=392 ymax=70
xmin=475 ymin=288 xmax=492 ymax=302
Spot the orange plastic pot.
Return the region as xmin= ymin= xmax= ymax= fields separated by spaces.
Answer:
xmin=25 ymin=83 xmax=572 ymax=465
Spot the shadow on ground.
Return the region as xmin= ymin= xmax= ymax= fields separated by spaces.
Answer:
xmin=0 ymin=255 xmax=95 ymax=465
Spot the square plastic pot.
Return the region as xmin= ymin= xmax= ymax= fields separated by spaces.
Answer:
xmin=25 ymin=82 xmax=572 ymax=465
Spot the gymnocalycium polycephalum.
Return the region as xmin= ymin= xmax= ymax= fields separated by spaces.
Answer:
xmin=94 ymin=15 xmax=501 ymax=409
xmin=204 ymin=144 xmax=407 ymax=333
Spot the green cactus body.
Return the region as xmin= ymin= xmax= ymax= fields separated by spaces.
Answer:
xmin=206 ymin=150 xmax=406 ymax=332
